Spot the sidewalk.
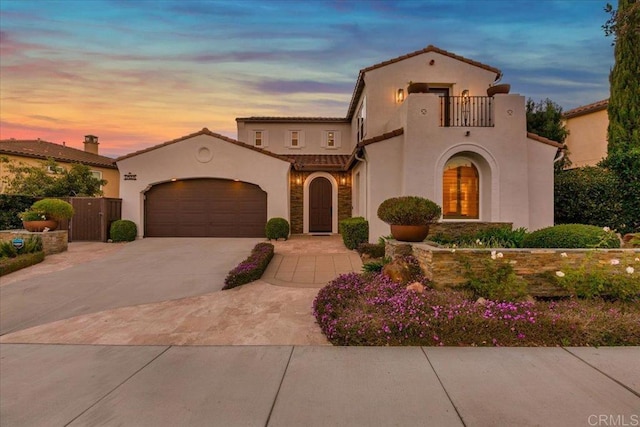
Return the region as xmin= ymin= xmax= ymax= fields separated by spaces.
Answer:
xmin=1 ymin=344 xmax=638 ymax=426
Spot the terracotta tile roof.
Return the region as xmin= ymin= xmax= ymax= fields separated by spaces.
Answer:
xmin=526 ymin=132 xmax=564 ymax=148
xmin=287 ymin=154 xmax=352 ymax=171
xmin=346 ymin=45 xmax=502 ymax=119
xmin=0 ymin=139 xmax=117 ymax=169
xmin=236 ymin=117 xmax=349 ymax=123
xmin=563 ymin=99 xmax=609 ymax=119
xmin=115 ymin=128 xmax=294 ymax=164
xmin=358 ymin=128 xmax=404 ymax=147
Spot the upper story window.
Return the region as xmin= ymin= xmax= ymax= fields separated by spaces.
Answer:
xmin=357 ymin=97 xmax=366 ymax=143
xmin=91 ymin=170 xmax=104 ymax=190
xmin=323 ymin=130 xmax=341 ymax=149
xmin=287 ymin=130 xmax=304 ymax=149
xmin=253 ymin=130 xmax=268 ymax=147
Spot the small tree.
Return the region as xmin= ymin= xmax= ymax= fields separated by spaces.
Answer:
xmin=526 ymin=98 xmax=570 ymax=171
xmin=2 ymin=158 xmax=106 ymax=197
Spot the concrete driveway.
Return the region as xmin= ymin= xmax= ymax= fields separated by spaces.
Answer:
xmin=0 ymin=238 xmax=261 ymax=335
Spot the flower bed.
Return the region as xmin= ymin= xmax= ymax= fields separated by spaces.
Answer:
xmin=223 ymin=242 xmax=274 ymax=290
xmin=313 ymin=273 xmax=640 ymax=346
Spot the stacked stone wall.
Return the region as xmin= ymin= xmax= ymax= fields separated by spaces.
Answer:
xmin=0 ymin=230 xmax=68 ymax=255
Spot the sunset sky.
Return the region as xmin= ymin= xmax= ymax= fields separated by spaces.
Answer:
xmin=1 ymin=0 xmax=614 ymax=158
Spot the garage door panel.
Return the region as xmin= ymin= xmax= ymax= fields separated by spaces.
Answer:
xmin=145 ymin=179 xmax=267 ymax=237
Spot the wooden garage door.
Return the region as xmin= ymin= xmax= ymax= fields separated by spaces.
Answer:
xmin=145 ymin=178 xmax=267 ymax=237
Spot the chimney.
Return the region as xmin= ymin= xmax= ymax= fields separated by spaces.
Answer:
xmin=84 ymin=135 xmax=99 ymax=155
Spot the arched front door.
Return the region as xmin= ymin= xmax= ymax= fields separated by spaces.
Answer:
xmin=309 ymin=177 xmax=332 ymax=232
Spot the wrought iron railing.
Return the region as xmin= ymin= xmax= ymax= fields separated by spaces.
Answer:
xmin=440 ymin=96 xmax=494 ymax=127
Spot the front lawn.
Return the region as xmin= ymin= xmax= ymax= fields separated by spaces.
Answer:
xmin=313 ymin=272 xmax=640 ymax=346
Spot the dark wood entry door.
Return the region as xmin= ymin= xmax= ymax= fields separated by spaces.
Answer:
xmin=309 ymin=177 xmax=332 ymax=232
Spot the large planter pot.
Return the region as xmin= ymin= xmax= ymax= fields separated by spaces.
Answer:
xmin=23 ymin=220 xmax=58 ymax=232
xmin=487 ymin=84 xmax=511 ymax=96
xmin=390 ymin=224 xmax=430 ymax=242
xmin=407 ymin=82 xmax=430 ymax=94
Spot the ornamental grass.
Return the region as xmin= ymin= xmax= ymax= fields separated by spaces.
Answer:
xmin=313 ymin=272 xmax=640 ymax=347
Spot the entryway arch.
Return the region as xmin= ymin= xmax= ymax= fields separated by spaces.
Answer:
xmin=303 ymin=172 xmax=338 ymax=233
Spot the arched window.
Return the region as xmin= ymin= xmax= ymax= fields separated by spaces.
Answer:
xmin=443 ymin=158 xmax=479 ymax=219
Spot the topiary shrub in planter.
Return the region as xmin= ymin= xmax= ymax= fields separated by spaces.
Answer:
xmin=223 ymin=242 xmax=274 ymax=289
xmin=110 ymin=220 xmax=137 ymax=242
xmin=339 ymin=217 xmax=369 ymax=250
xmin=265 ymin=217 xmax=289 ymax=240
xmin=30 ymin=198 xmax=74 ymax=221
xmin=377 ymin=196 xmax=441 ymax=242
xmin=522 ymin=224 xmax=620 ymax=249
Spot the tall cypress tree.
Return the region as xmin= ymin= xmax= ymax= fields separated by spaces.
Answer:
xmin=603 ymin=0 xmax=640 ymax=232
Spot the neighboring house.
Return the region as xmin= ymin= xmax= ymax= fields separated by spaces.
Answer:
xmin=562 ymin=99 xmax=609 ymax=168
xmin=117 ymin=45 xmax=562 ymax=240
xmin=0 ymin=135 xmax=120 ymax=197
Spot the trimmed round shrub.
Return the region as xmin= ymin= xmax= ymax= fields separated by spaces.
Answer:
xmin=31 ymin=198 xmax=74 ymax=220
xmin=377 ymin=196 xmax=441 ymax=226
xmin=339 ymin=217 xmax=369 ymax=250
xmin=110 ymin=220 xmax=137 ymax=242
xmin=265 ymin=217 xmax=289 ymax=240
xmin=522 ymin=224 xmax=620 ymax=249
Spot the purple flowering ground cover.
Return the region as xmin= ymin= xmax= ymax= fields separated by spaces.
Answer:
xmin=313 ymin=273 xmax=640 ymax=346
xmin=223 ymin=242 xmax=274 ymax=290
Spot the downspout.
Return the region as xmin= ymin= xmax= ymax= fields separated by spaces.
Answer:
xmin=355 ymin=148 xmax=367 ymax=219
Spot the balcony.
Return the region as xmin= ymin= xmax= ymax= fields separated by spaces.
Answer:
xmin=440 ymin=96 xmax=494 ymax=127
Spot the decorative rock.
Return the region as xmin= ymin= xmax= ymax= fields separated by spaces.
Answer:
xmin=394 ymin=244 xmax=413 ymax=256
xmin=406 ymin=282 xmax=425 ymax=293
xmin=475 ymin=297 xmax=488 ymax=306
xmin=382 ymin=258 xmax=415 ymax=284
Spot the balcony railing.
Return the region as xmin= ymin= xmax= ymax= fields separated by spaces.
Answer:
xmin=440 ymin=96 xmax=494 ymax=127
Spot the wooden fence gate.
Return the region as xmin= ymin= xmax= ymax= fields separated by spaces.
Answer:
xmin=57 ymin=198 xmax=122 ymax=242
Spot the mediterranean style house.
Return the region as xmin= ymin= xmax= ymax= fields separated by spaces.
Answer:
xmin=116 ymin=45 xmax=562 ymax=241
xmin=0 ymin=135 xmax=120 ymax=197
xmin=562 ymin=99 xmax=609 ymax=168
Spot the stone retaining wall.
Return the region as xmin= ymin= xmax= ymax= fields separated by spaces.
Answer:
xmin=386 ymin=240 xmax=640 ymax=297
xmin=0 ymin=230 xmax=68 ymax=255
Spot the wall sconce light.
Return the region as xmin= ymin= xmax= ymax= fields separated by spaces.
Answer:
xmin=340 ymin=176 xmax=347 ymax=185
xmin=396 ymin=88 xmax=405 ymax=103
xmin=462 ymin=89 xmax=470 ymax=98
xmin=294 ymin=173 xmax=302 ymax=185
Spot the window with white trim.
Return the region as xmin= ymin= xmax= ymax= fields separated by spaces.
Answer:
xmin=253 ymin=130 xmax=268 ymax=147
xmin=323 ymin=130 xmax=341 ymax=149
xmin=357 ymin=97 xmax=366 ymax=143
xmin=91 ymin=170 xmax=104 ymax=191
xmin=287 ymin=130 xmax=304 ymax=148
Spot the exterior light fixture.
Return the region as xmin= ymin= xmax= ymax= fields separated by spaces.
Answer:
xmin=462 ymin=89 xmax=470 ymax=98
xmin=171 ymin=178 xmax=177 ymax=182
xmin=296 ymin=175 xmax=302 ymax=185
xmin=465 ymin=131 xmax=471 ymax=137
xmin=396 ymin=88 xmax=405 ymax=103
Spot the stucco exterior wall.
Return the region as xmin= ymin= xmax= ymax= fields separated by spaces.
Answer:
xmin=362 ymin=51 xmax=498 ymax=137
xmin=364 ymin=136 xmax=405 ymax=241
xmin=564 ymin=109 xmax=608 ymax=167
xmin=363 ymin=92 xmax=555 ymax=241
xmin=0 ymin=154 xmax=120 ymax=198
xmin=236 ymin=121 xmax=353 ymax=155
xmin=116 ymin=134 xmax=291 ymax=237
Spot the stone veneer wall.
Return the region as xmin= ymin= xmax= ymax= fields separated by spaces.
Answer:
xmin=428 ymin=222 xmax=513 ymax=239
xmin=386 ymin=240 xmax=640 ymax=297
xmin=0 ymin=230 xmax=68 ymax=255
xmin=289 ymin=171 xmax=352 ymax=234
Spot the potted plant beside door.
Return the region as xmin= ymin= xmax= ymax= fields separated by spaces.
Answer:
xmin=377 ymin=196 xmax=441 ymax=242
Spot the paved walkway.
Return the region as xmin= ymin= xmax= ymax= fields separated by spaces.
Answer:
xmin=0 ymin=235 xmax=359 ymax=345
xmin=1 ymin=344 xmax=638 ymax=426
